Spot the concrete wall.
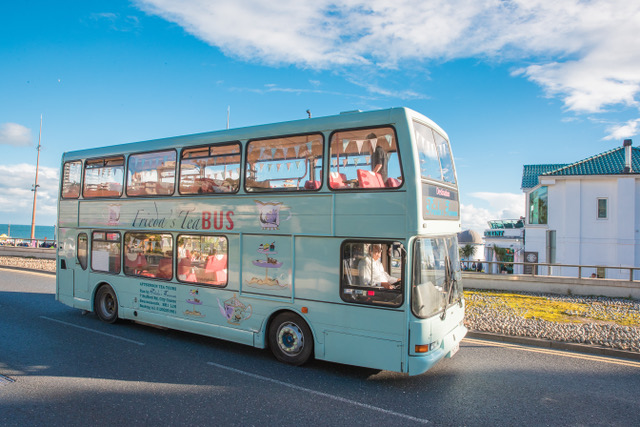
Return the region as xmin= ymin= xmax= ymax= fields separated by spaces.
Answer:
xmin=462 ymin=272 xmax=640 ymax=300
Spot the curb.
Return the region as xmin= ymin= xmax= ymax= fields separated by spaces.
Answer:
xmin=467 ymin=331 xmax=640 ymax=361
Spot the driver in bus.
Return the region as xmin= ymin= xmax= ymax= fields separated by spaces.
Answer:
xmin=358 ymin=244 xmax=399 ymax=289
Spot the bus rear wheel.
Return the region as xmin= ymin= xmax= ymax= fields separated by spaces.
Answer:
xmin=268 ymin=312 xmax=313 ymax=366
xmin=95 ymin=284 xmax=119 ymax=324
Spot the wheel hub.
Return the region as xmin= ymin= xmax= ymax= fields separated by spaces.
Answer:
xmin=277 ymin=322 xmax=304 ymax=355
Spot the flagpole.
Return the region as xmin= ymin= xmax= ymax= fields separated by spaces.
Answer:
xmin=30 ymin=115 xmax=42 ymax=242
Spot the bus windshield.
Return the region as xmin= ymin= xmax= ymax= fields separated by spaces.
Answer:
xmin=412 ymin=236 xmax=463 ymax=318
xmin=413 ymin=121 xmax=456 ymax=184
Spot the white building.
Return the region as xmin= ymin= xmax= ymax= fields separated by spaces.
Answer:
xmin=521 ymin=139 xmax=639 ymax=279
xmin=482 ymin=219 xmax=525 ymax=274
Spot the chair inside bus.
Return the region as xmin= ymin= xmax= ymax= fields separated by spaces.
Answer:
xmin=329 ymin=172 xmax=347 ymax=188
xmin=357 ymin=169 xmax=384 ymax=188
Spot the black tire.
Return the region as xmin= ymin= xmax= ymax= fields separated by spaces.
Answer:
xmin=268 ymin=312 xmax=313 ymax=366
xmin=95 ymin=284 xmax=119 ymax=324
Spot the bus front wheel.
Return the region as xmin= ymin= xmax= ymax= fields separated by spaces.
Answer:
xmin=95 ymin=284 xmax=119 ymax=324
xmin=268 ymin=312 xmax=313 ymax=366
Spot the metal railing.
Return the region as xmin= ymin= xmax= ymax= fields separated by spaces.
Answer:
xmin=461 ymin=260 xmax=639 ymax=282
xmin=0 ymin=237 xmax=56 ymax=248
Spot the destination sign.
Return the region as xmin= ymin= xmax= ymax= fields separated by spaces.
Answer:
xmin=422 ymin=184 xmax=459 ymax=220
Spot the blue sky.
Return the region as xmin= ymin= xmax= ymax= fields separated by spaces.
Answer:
xmin=2 ymin=1 xmax=639 ymax=232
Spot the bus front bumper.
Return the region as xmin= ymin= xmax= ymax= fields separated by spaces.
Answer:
xmin=407 ymin=323 xmax=467 ymax=376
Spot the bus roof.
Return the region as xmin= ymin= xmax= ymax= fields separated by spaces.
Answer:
xmin=62 ymin=107 xmax=448 ymax=161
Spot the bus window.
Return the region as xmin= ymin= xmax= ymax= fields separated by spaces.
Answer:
xmin=329 ymin=127 xmax=402 ymax=190
xmin=83 ymin=157 xmax=125 ymax=198
xmin=123 ymin=232 xmax=174 ymax=280
xmin=61 ymin=161 xmax=82 ymax=199
xmin=127 ymin=150 xmax=176 ymax=197
xmin=413 ymin=121 xmax=456 ymax=184
xmin=340 ymin=241 xmax=404 ymax=307
xmin=412 ymin=236 xmax=462 ymax=318
xmin=77 ymin=233 xmax=88 ymax=270
xmin=245 ymin=133 xmax=323 ymax=191
xmin=91 ymin=231 xmax=121 ymax=274
xmin=179 ymin=143 xmax=240 ymax=194
xmin=176 ymin=235 xmax=228 ymax=286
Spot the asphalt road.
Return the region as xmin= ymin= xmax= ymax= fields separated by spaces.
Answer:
xmin=1 ymin=269 xmax=639 ymax=426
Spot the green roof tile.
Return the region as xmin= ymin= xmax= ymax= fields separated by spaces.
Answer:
xmin=522 ymin=145 xmax=639 ymax=190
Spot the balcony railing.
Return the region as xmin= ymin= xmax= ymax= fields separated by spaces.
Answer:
xmin=0 ymin=237 xmax=56 ymax=249
xmin=461 ymin=260 xmax=639 ymax=282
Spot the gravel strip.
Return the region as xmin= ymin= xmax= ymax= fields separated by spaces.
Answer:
xmin=2 ymin=256 xmax=638 ymax=353
xmin=465 ymin=290 xmax=640 ymax=353
xmin=0 ymin=256 xmax=55 ymax=273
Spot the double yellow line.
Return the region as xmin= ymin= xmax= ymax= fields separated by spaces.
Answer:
xmin=464 ymin=337 xmax=640 ymax=368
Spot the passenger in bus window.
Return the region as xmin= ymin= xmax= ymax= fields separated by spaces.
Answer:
xmin=358 ymin=244 xmax=399 ymax=289
xmin=368 ymin=133 xmax=388 ymax=182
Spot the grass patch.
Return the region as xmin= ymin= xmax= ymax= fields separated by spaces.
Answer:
xmin=464 ymin=289 xmax=640 ymax=327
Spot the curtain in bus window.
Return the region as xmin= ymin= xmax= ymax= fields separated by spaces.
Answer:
xmin=176 ymin=235 xmax=228 ymax=286
xmin=83 ymin=157 xmax=125 ymax=198
xmin=245 ymin=134 xmax=323 ymax=192
xmin=329 ymin=127 xmax=403 ymax=189
xmin=61 ymin=161 xmax=82 ymax=199
xmin=179 ymin=144 xmax=240 ymax=194
xmin=91 ymin=231 xmax=121 ymax=273
xmin=127 ymin=150 xmax=176 ymax=197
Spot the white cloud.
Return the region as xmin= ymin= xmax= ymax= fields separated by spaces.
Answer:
xmin=461 ymin=192 xmax=524 ymax=233
xmin=136 ymin=0 xmax=640 ymax=117
xmin=0 ymin=123 xmax=32 ymax=146
xmin=604 ymin=119 xmax=640 ymax=140
xmin=0 ymin=164 xmax=59 ymax=224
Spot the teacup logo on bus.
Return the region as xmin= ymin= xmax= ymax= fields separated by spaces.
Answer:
xmin=217 ymin=294 xmax=252 ymax=325
xmin=104 ymin=204 xmax=121 ymax=226
xmin=254 ymin=200 xmax=291 ymax=230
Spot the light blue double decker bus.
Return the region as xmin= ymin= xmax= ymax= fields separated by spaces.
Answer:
xmin=56 ymin=107 xmax=466 ymax=375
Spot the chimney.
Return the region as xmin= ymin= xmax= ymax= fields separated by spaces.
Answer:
xmin=623 ymin=139 xmax=632 ymax=173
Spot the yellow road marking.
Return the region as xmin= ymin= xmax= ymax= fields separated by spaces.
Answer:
xmin=464 ymin=337 xmax=640 ymax=368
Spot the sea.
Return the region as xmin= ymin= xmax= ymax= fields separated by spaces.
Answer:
xmin=0 ymin=224 xmax=56 ymax=240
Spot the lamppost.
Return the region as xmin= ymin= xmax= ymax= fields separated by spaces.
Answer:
xmin=30 ymin=115 xmax=42 ymax=243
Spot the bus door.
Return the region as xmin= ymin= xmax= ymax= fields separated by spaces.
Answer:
xmin=73 ymin=232 xmax=91 ymax=299
xmin=240 ymin=234 xmax=293 ymax=300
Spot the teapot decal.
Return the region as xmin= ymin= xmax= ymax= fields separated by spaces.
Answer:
xmin=218 ymin=295 xmax=252 ymax=325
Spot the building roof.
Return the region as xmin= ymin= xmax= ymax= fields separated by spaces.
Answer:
xmin=521 ymin=164 xmax=568 ymax=189
xmin=458 ymin=229 xmax=483 ymax=244
xmin=522 ymin=144 xmax=640 ymax=190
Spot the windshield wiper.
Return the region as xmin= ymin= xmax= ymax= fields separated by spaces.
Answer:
xmin=440 ymin=255 xmax=453 ymax=320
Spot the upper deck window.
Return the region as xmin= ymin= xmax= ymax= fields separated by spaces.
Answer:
xmin=179 ymin=143 xmax=240 ymax=194
xmin=245 ymin=134 xmax=323 ymax=192
xmin=329 ymin=127 xmax=403 ymax=190
xmin=127 ymin=150 xmax=176 ymax=197
xmin=413 ymin=121 xmax=456 ymax=184
xmin=83 ymin=157 xmax=125 ymax=198
xmin=61 ymin=160 xmax=82 ymax=199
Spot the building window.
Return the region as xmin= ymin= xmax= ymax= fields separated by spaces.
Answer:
xmin=529 ymin=186 xmax=548 ymax=225
xmin=597 ymin=198 xmax=607 ymax=219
